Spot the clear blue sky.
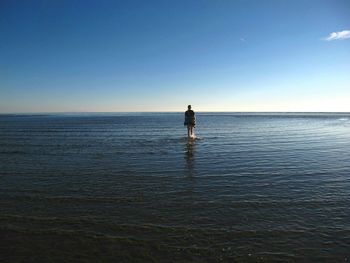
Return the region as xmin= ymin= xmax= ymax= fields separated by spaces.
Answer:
xmin=1 ymin=0 xmax=349 ymax=112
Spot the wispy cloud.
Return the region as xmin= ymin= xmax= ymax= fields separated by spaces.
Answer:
xmin=324 ymin=30 xmax=350 ymax=41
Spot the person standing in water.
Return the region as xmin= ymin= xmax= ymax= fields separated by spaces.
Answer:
xmin=184 ymin=105 xmax=196 ymax=138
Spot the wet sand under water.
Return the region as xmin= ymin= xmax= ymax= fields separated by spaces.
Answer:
xmin=1 ymin=213 xmax=349 ymax=262
xmin=2 ymin=228 xmax=347 ymax=263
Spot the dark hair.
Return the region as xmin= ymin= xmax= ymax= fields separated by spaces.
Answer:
xmin=188 ymin=105 xmax=191 ymax=109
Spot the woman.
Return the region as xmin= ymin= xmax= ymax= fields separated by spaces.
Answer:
xmin=184 ymin=105 xmax=196 ymax=138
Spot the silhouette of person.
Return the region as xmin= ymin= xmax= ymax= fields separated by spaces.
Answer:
xmin=184 ymin=105 xmax=195 ymax=139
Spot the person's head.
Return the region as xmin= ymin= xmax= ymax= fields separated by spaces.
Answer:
xmin=188 ymin=105 xmax=191 ymax=110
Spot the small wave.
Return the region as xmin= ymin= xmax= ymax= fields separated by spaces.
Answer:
xmin=0 ymin=150 xmax=26 ymax=155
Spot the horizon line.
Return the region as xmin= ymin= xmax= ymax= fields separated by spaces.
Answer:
xmin=1 ymin=111 xmax=350 ymax=115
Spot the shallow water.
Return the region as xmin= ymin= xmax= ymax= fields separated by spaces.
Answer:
xmin=1 ymin=113 xmax=350 ymax=261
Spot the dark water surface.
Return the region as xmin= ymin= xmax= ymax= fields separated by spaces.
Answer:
xmin=1 ymin=113 xmax=350 ymax=262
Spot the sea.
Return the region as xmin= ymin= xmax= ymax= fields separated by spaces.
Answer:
xmin=1 ymin=112 xmax=350 ymax=262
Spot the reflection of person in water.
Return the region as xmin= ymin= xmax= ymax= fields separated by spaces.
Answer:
xmin=185 ymin=140 xmax=195 ymax=177
xmin=184 ymin=105 xmax=195 ymax=139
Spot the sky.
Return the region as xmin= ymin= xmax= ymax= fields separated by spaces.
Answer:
xmin=1 ymin=0 xmax=349 ymax=113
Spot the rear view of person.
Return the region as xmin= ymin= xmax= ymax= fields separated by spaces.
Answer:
xmin=184 ymin=105 xmax=195 ymax=138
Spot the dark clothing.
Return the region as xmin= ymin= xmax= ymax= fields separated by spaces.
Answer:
xmin=184 ymin=110 xmax=195 ymax=126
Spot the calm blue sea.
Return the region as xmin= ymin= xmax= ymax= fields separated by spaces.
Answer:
xmin=1 ymin=112 xmax=350 ymax=261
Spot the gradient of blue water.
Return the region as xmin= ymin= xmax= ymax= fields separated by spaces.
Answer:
xmin=1 ymin=113 xmax=350 ymax=260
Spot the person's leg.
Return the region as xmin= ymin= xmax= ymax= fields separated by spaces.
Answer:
xmin=187 ymin=126 xmax=191 ymax=138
